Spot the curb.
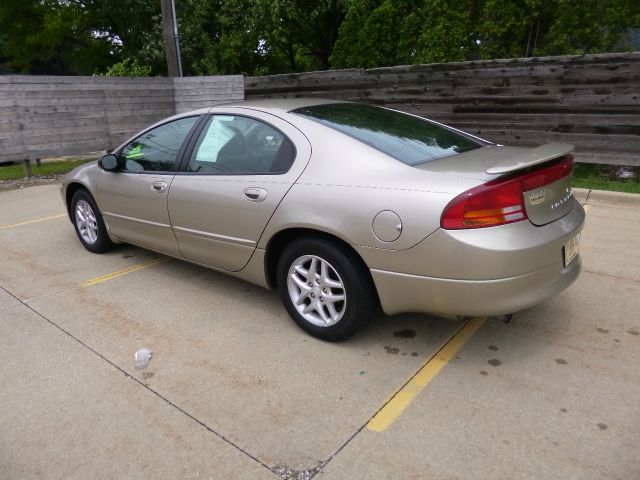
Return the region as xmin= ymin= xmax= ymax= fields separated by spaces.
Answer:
xmin=572 ymin=188 xmax=589 ymax=205
xmin=574 ymin=188 xmax=640 ymax=207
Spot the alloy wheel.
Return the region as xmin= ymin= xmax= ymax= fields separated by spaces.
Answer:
xmin=75 ymin=199 xmax=99 ymax=245
xmin=286 ymin=254 xmax=347 ymax=327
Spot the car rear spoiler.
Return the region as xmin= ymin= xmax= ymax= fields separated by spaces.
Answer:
xmin=486 ymin=143 xmax=574 ymax=175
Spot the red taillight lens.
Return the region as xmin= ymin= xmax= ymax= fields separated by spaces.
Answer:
xmin=440 ymin=179 xmax=527 ymax=229
xmin=441 ymin=155 xmax=573 ymax=230
xmin=521 ymin=154 xmax=573 ymax=191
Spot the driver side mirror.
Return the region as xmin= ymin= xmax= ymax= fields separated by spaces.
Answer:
xmin=99 ymin=153 xmax=119 ymax=172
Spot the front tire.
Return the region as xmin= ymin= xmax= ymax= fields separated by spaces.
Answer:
xmin=277 ymin=237 xmax=375 ymax=341
xmin=71 ymin=189 xmax=114 ymax=253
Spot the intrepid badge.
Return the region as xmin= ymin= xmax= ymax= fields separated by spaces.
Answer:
xmin=551 ymin=187 xmax=574 ymax=210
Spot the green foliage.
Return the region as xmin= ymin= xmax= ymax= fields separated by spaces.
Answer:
xmin=0 ymin=0 xmax=638 ymax=76
xmin=334 ymin=0 xmax=639 ymax=69
xmin=415 ymin=0 xmax=480 ymax=64
xmin=538 ymin=0 xmax=640 ymax=56
xmin=268 ymin=0 xmax=349 ymax=70
xmin=0 ymin=0 xmax=113 ymax=74
xmin=479 ymin=0 xmax=640 ymax=59
xmin=331 ymin=0 xmax=424 ymax=68
xmin=84 ymin=0 xmax=166 ymax=74
xmin=184 ymin=0 xmax=274 ymax=75
xmin=180 ymin=0 xmax=350 ymax=75
xmin=100 ymin=58 xmax=152 ymax=77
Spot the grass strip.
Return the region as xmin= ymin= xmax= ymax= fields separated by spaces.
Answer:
xmin=572 ymin=163 xmax=639 ymax=194
xmin=0 ymin=158 xmax=96 ymax=181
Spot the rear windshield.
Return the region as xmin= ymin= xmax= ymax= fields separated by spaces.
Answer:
xmin=291 ymin=103 xmax=483 ymax=165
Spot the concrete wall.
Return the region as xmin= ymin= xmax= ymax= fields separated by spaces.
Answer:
xmin=0 ymin=75 xmax=243 ymax=163
xmin=173 ymin=76 xmax=244 ymax=114
xmin=246 ymin=52 xmax=640 ymax=166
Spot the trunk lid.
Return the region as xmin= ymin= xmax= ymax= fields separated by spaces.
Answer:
xmin=519 ymin=154 xmax=575 ymax=226
xmin=420 ymin=143 xmax=576 ymax=226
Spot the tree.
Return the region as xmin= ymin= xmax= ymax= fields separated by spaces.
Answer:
xmin=331 ymin=0 xmax=639 ymax=69
xmin=0 ymin=0 xmax=163 ymax=75
xmin=266 ymin=0 xmax=350 ymax=71
xmin=415 ymin=0 xmax=481 ymax=64
xmin=78 ymin=0 xmax=166 ymax=74
xmin=0 ymin=0 xmax=637 ymax=76
xmin=100 ymin=58 xmax=152 ymax=77
xmin=184 ymin=0 xmax=274 ymax=75
xmin=180 ymin=0 xmax=350 ymax=75
xmin=331 ymin=0 xmax=424 ymax=69
xmin=0 ymin=0 xmax=113 ymax=74
xmin=331 ymin=0 xmax=482 ymax=68
xmin=478 ymin=0 xmax=640 ymax=59
xmin=535 ymin=0 xmax=640 ymax=56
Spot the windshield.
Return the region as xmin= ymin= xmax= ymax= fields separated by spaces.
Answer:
xmin=291 ymin=103 xmax=483 ymax=165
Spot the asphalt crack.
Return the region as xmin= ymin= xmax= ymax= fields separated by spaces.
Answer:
xmin=582 ymin=269 xmax=640 ymax=285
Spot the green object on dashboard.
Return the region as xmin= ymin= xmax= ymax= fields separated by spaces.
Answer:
xmin=126 ymin=144 xmax=144 ymax=159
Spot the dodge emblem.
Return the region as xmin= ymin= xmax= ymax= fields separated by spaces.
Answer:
xmin=529 ymin=189 xmax=546 ymax=205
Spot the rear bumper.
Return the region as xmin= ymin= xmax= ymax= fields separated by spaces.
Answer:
xmin=372 ymin=256 xmax=581 ymax=317
xmin=363 ymin=201 xmax=585 ymax=317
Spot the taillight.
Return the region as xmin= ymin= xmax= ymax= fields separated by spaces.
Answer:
xmin=441 ymin=155 xmax=573 ymax=230
xmin=440 ymin=179 xmax=527 ymax=229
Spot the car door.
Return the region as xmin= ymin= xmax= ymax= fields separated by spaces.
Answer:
xmin=98 ymin=115 xmax=200 ymax=255
xmin=168 ymin=109 xmax=311 ymax=271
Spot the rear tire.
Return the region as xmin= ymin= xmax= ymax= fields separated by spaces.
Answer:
xmin=277 ymin=237 xmax=375 ymax=341
xmin=71 ymin=189 xmax=114 ymax=253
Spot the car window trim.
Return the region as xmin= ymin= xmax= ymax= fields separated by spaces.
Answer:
xmin=115 ymin=115 xmax=206 ymax=175
xmin=175 ymin=113 xmax=213 ymax=174
xmin=176 ymin=113 xmax=297 ymax=176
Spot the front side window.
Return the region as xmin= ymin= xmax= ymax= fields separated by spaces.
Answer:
xmin=292 ymin=103 xmax=483 ymax=166
xmin=187 ymin=115 xmax=295 ymax=174
xmin=120 ymin=116 xmax=198 ymax=172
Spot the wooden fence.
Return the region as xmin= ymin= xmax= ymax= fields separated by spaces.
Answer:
xmin=2 ymin=53 xmax=638 ymax=166
xmin=246 ymin=52 xmax=640 ymax=166
xmin=0 ymin=75 xmax=243 ymax=163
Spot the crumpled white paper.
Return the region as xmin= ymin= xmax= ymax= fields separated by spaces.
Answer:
xmin=134 ymin=348 xmax=153 ymax=369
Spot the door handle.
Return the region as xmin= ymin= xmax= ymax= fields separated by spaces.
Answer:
xmin=151 ymin=181 xmax=167 ymax=193
xmin=243 ymin=187 xmax=268 ymax=202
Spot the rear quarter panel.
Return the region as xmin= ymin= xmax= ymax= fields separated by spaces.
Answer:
xmin=258 ymin=118 xmax=480 ymax=251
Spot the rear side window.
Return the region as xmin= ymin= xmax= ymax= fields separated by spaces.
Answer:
xmin=187 ymin=115 xmax=295 ymax=175
xmin=292 ymin=103 xmax=482 ymax=165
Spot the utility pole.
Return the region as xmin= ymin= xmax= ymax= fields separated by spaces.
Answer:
xmin=160 ymin=0 xmax=183 ymax=77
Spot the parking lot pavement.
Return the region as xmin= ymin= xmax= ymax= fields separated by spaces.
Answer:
xmin=1 ymin=184 xmax=639 ymax=479
xmin=1 ymin=303 xmax=278 ymax=480
xmin=0 ymin=185 xmax=65 ymax=227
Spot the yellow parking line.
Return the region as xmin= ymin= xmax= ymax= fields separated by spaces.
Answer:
xmin=367 ymin=316 xmax=487 ymax=432
xmin=0 ymin=213 xmax=66 ymax=230
xmin=80 ymin=257 xmax=169 ymax=287
xmin=583 ymin=204 xmax=591 ymax=213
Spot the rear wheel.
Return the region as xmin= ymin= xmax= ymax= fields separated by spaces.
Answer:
xmin=71 ymin=189 xmax=114 ymax=253
xmin=277 ymin=237 xmax=375 ymax=341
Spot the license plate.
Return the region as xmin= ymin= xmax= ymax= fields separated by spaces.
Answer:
xmin=563 ymin=235 xmax=579 ymax=267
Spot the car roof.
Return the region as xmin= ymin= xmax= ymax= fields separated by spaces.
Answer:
xmin=207 ymin=98 xmax=350 ymax=114
xmin=143 ymin=99 xmax=347 ymax=143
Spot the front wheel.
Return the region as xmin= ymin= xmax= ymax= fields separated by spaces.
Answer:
xmin=277 ymin=237 xmax=375 ymax=341
xmin=71 ymin=189 xmax=114 ymax=253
